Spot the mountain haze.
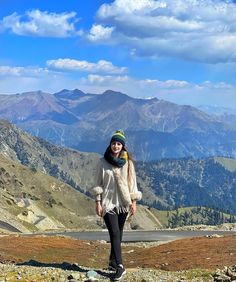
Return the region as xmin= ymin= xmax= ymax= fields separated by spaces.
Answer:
xmin=0 ymin=89 xmax=236 ymax=160
xmin=198 ymin=105 xmax=236 ymax=133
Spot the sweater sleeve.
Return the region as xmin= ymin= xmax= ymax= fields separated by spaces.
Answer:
xmin=91 ymin=160 xmax=103 ymax=201
xmin=129 ymin=161 xmax=142 ymax=201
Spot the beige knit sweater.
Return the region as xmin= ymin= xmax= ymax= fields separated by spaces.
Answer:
xmin=91 ymin=158 xmax=142 ymax=216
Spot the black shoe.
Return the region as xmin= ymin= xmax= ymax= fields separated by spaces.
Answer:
xmin=108 ymin=260 xmax=117 ymax=271
xmin=111 ymin=264 xmax=126 ymax=281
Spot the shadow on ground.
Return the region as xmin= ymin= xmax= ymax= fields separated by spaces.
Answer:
xmin=16 ymin=260 xmax=111 ymax=279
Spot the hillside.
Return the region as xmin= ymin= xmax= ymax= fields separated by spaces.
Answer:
xmin=0 ymin=154 xmax=98 ymax=232
xmin=214 ymin=157 xmax=236 ymax=172
xmin=0 ymin=119 xmax=99 ymax=193
xmin=151 ymin=207 xmax=236 ymax=228
xmin=136 ymin=157 xmax=236 ymax=215
xmin=1 ymin=120 xmax=236 ymax=230
xmin=0 ymin=89 xmax=236 ymax=160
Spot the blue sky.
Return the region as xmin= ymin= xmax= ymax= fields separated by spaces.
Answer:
xmin=0 ymin=0 xmax=236 ymax=108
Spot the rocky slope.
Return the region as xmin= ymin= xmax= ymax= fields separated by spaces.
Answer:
xmin=0 ymin=154 xmax=99 ymax=232
xmin=0 ymin=119 xmax=99 ymax=193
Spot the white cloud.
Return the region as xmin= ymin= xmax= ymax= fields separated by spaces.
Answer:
xmin=86 ymin=74 xmax=129 ymax=84
xmin=1 ymin=9 xmax=80 ymax=37
xmin=80 ymin=74 xmax=233 ymax=95
xmin=46 ymin=58 xmax=127 ymax=74
xmin=200 ymin=81 xmax=232 ymax=89
xmin=0 ymin=66 xmax=24 ymax=76
xmin=139 ymin=79 xmax=189 ymax=88
xmin=87 ymin=24 xmax=114 ymax=41
xmin=0 ymin=65 xmax=50 ymax=77
xmin=1 ymin=63 xmax=236 ymax=109
xmin=79 ymin=74 xmax=236 ymax=108
xmin=97 ymin=0 xmax=167 ymax=17
xmin=0 ymin=65 xmax=74 ymax=94
xmin=89 ymin=0 xmax=236 ymax=63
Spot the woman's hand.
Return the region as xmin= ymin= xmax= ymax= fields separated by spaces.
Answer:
xmin=130 ymin=201 xmax=137 ymax=215
xmin=96 ymin=201 xmax=103 ymax=217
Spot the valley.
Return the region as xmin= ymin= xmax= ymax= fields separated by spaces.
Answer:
xmin=0 ymin=118 xmax=236 ymax=233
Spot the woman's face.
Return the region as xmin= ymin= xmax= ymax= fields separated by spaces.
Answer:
xmin=110 ymin=141 xmax=123 ymax=156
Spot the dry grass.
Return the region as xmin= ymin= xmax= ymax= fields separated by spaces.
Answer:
xmin=0 ymin=234 xmax=235 ymax=271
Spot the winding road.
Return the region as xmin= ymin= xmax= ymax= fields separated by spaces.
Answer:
xmin=46 ymin=229 xmax=236 ymax=242
xmin=0 ymin=220 xmax=21 ymax=233
xmin=1 ymin=219 xmax=235 ymax=243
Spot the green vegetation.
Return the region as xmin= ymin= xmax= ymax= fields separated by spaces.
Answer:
xmin=183 ymin=269 xmax=214 ymax=281
xmin=136 ymin=157 xmax=236 ymax=216
xmin=152 ymin=206 xmax=236 ymax=228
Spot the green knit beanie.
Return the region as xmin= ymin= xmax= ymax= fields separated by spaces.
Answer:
xmin=110 ymin=130 xmax=126 ymax=146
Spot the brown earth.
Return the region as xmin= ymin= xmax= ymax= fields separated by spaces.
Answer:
xmin=0 ymin=234 xmax=235 ymax=271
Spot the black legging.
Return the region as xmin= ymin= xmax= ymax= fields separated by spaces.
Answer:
xmin=103 ymin=209 xmax=128 ymax=266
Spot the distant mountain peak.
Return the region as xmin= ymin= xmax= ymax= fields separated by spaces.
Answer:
xmin=0 ymin=89 xmax=236 ymax=160
xmin=102 ymin=89 xmax=130 ymax=97
xmin=21 ymin=90 xmax=49 ymax=96
xmin=0 ymin=119 xmax=12 ymax=128
xmin=54 ymin=89 xmax=86 ymax=100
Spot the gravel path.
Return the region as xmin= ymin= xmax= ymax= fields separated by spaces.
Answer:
xmin=0 ymin=263 xmax=214 ymax=282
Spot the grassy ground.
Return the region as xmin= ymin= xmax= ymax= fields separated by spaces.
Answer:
xmin=0 ymin=233 xmax=235 ymax=271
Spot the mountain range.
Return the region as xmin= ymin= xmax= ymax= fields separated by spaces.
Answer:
xmin=0 ymin=89 xmax=236 ymax=160
xmin=1 ymin=120 xmax=236 ymax=220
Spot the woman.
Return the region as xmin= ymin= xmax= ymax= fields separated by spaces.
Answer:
xmin=92 ymin=130 xmax=142 ymax=281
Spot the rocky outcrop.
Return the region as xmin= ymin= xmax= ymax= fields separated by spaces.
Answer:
xmin=214 ymin=266 xmax=236 ymax=281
